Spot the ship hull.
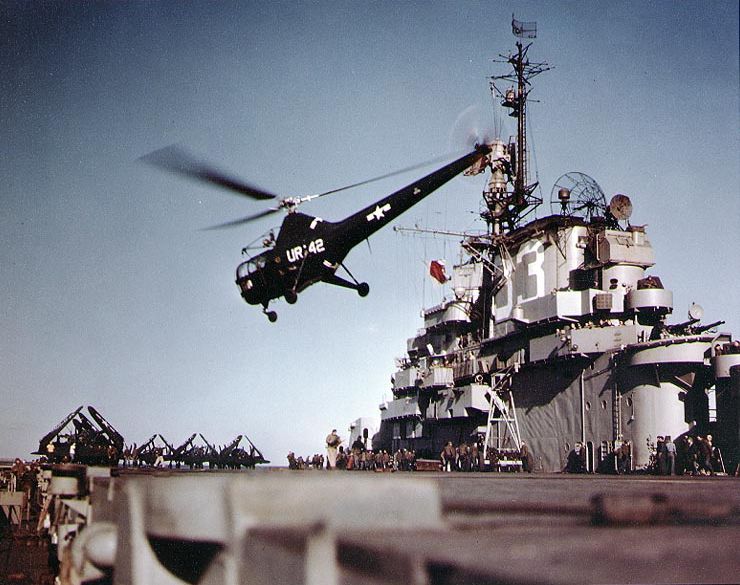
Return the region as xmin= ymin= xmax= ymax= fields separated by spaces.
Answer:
xmin=375 ymin=336 xmax=719 ymax=472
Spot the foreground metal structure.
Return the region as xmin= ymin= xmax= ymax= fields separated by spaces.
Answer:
xmin=39 ymin=466 xmax=740 ymax=585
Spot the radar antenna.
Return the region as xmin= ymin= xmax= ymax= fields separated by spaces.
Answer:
xmin=550 ymin=172 xmax=607 ymax=221
xmin=605 ymin=193 xmax=633 ymax=228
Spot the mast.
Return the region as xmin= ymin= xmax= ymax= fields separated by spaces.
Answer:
xmin=466 ymin=17 xmax=550 ymax=337
xmin=396 ymin=17 xmax=549 ymax=339
xmin=514 ymin=40 xmax=529 ymax=203
xmin=484 ymin=16 xmax=550 ymax=234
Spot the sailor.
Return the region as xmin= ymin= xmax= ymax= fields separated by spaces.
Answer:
xmin=470 ymin=442 xmax=480 ymax=471
xmin=440 ymin=441 xmax=455 ymax=472
xmin=617 ymin=441 xmax=631 ymax=474
xmin=45 ymin=441 xmax=56 ymax=463
xmin=107 ymin=445 xmax=118 ymax=467
xmin=458 ymin=443 xmax=471 ymax=472
xmin=566 ymin=443 xmax=586 ymax=473
xmin=351 ymin=436 xmax=365 ymax=453
xmin=664 ymin=436 xmax=676 ymax=475
xmin=697 ymin=435 xmax=713 ymax=474
xmin=10 ymin=458 xmax=25 ymax=492
xmin=520 ymin=442 xmax=535 ymax=473
xmin=406 ymin=449 xmax=416 ymax=471
xmin=336 ymin=447 xmax=347 ymax=470
xmin=656 ymin=436 xmax=666 ymax=475
xmin=683 ymin=436 xmax=698 ymax=474
xmin=325 ymin=429 xmax=342 ymax=470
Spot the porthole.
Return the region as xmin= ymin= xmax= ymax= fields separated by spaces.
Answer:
xmin=585 ymin=401 xmax=591 ymax=411
xmin=565 ymin=442 xmax=571 ymax=452
xmin=626 ymin=397 xmax=633 ymax=407
xmin=601 ymin=400 xmax=608 ymax=410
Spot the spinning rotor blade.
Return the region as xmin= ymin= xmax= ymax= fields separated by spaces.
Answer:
xmin=140 ymin=145 xmax=277 ymax=201
xmin=146 ymin=145 xmax=475 ymax=231
xmin=200 ymin=207 xmax=282 ymax=231
xmin=449 ymin=104 xmax=496 ymax=152
xmin=201 ymin=151 xmax=468 ymax=230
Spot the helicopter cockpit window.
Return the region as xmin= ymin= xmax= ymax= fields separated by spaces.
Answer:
xmin=236 ymin=256 xmax=267 ymax=280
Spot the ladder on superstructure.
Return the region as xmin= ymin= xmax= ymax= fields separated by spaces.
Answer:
xmin=461 ymin=238 xmax=514 ymax=297
xmin=482 ymin=366 xmax=522 ymax=458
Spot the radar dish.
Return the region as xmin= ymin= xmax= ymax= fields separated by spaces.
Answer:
xmin=688 ymin=303 xmax=704 ymax=321
xmin=608 ymin=194 xmax=633 ymax=221
xmin=550 ymin=172 xmax=607 ymax=221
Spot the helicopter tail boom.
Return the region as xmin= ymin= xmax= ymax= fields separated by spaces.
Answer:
xmin=335 ymin=145 xmax=491 ymax=247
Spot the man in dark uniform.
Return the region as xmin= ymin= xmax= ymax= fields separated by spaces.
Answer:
xmin=696 ymin=435 xmax=713 ymax=474
xmin=566 ymin=443 xmax=586 ymax=473
xmin=655 ymin=436 xmax=666 ymax=475
xmin=440 ymin=441 xmax=455 ymax=472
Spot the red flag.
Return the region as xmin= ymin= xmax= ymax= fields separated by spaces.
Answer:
xmin=429 ymin=260 xmax=448 ymax=284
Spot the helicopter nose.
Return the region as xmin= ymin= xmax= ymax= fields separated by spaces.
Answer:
xmin=236 ymin=277 xmax=259 ymax=305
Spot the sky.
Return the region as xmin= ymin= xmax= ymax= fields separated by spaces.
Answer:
xmin=1 ymin=1 xmax=738 ymax=463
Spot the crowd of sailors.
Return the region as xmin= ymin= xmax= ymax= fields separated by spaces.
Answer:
xmin=287 ymin=448 xmax=418 ymax=471
xmin=285 ymin=429 xmax=732 ymax=475
xmin=650 ymin=434 xmax=725 ymax=476
xmin=287 ymin=431 xmax=536 ymax=472
xmin=1 ymin=458 xmax=41 ymax=498
xmin=0 ymin=459 xmax=45 ymax=520
xmin=440 ymin=440 xmax=535 ymax=472
xmin=42 ymin=434 xmax=119 ymax=466
xmin=562 ymin=434 xmax=728 ymax=475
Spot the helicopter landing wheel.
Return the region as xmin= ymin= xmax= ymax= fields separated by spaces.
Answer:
xmin=264 ymin=310 xmax=278 ymax=322
xmin=357 ymin=282 xmax=370 ymax=297
xmin=285 ymin=290 xmax=298 ymax=304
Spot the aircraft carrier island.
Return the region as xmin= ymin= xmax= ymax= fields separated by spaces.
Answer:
xmin=360 ymin=20 xmax=740 ymax=477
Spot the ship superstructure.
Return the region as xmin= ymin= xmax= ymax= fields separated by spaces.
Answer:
xmin=373 ymin=19 xmax=740 ymax=472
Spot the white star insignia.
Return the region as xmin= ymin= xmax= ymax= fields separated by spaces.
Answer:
xmin=366 ymin=203 xmax=391 ymax=222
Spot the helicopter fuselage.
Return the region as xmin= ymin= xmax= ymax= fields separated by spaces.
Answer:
xmin=235 ymin=145 xmax=491 ymax=316
xmin=236 ymin=214 xmax=339 ymax=305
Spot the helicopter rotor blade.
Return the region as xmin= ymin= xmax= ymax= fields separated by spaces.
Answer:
xmin=304 ymin=151 xmax=466 ymax=201
xmin=200 ymin=207 xmax=282 ymax=231
xmin=140 ymin=145 xmax=277 ymax=201
xmin=145 ymin=146 xmax=473 ymax=232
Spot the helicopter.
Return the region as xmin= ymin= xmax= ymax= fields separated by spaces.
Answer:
xmin=143 ymin=143 xmax=491 ymax=321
